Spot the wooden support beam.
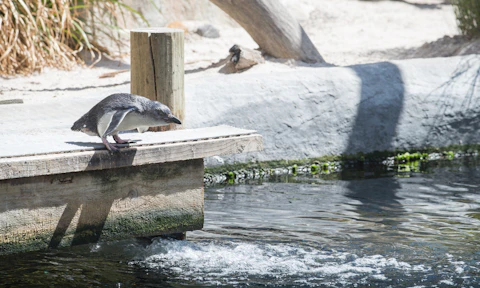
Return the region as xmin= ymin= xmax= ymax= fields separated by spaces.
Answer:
xmin=131 ymin=28 xmax=185 ymax=130
xmin=0 ymin=159 xmax=204 ymax=255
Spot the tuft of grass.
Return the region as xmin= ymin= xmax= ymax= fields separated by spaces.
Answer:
xmin=453 ymin=0 xmax=480 ymax=38
xmin=0 ymin=0 xmax=146 ymax=76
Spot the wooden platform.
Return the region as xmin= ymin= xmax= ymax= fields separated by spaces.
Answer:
xmin=0 ymin=125 xmax=263 ymax=180
xmin=0 ymin=125 xmax=263 ymax=255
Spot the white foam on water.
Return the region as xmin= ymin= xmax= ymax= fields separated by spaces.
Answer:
xmin=439 ymin=279 xmax=455 ymax=286
xmin=130 ymin=239 xmax=422 ymax=286
xmin=412 ymin=264 xmax=430 ymax=272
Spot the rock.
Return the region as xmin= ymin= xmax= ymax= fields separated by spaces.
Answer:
xmin=220 ymin=44 xmax=265 ymax=73
xmin=196 ymin=24 xmax=220 ymax=38
xmin=208 ymin=156 xmax=225 ymax=166
xmin=411 ymin=35 xmax=476 ymax=58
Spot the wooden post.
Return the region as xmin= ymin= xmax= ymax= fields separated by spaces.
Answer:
xmin=130 ymin=28 xmax=185 ymax=131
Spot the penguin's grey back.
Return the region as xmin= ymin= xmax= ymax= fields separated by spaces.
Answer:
xmin=71 ymin=93 xmax=150 ymax=135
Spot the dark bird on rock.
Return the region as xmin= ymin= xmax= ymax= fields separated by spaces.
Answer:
xmin=229 ymin=44 xmax=241 ymax=64
xmin=71 ymin=93 xmax=182 ymax=152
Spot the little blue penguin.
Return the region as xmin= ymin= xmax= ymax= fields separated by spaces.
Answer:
xmin=71 ymin=93 xmax=182 ymax=152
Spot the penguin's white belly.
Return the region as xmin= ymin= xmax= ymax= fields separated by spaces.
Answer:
xmin=97 ymin=111 xmax=170 ymax=137
xmin=115 ymin=113 xmax=169 ymax=133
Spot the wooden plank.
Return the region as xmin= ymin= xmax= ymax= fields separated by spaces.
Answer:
xmin=0 ymin=133 xmax=263 ymax=180
xmin=0 ymin=125 xmax=258 ymax=158
xmin=0 ymin=159 xmax=204 ymax=255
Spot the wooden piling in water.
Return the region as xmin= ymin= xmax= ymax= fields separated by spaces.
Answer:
xmin=130 ymin=28 xmax=185 ymax=131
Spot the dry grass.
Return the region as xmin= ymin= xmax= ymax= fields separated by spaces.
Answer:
xmin=0 ymin=0 xmax=145 ymax=76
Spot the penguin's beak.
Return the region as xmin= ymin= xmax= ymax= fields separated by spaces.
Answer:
xmin=168 ymin=114 xmax=182 ymax=125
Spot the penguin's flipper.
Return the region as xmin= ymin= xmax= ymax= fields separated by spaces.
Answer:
xmin=97 ymin=107 xmax=136 ymax=138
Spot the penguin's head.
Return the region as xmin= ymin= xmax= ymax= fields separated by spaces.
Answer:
xmin=152 ymin=102 xmax=182 ymax=125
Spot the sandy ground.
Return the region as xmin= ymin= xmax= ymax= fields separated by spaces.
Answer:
xmin=184 ymin=0 xmax=459 ymax=68
xmin=0 ymin=0 xmax=469 ymax=104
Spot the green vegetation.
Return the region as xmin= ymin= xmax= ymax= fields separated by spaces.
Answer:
xmin=292 ymin=164 xmax=298 ymax=175
xmin=0 ymin=0 xmax=146 ymax=76
xmin=443 ymin=151 xmax=455 ymax=160
xmin=206 ymin=144 xmax=480 ymax=175
xmin=453 ymin=0 xmax=480 ymax=37
xmin=394 ymin=152 xmax=427 ymax=162
xmin=205 ymin=144 xmax=480 ymax=185
xmin=397 ymin=160 xmax=421 ymax=174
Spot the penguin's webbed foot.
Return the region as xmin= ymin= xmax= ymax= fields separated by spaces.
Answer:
xmin=102 ymin=137 xmax=120 ymax=152
xmin=113 ymin=134 xmax=131 ymax=144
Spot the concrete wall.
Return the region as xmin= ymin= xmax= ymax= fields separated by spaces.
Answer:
xmin=183 ymin=55 xmax=480 ymax=165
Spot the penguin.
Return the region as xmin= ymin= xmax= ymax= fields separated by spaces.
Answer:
xmin=71 ymin=93 xmax=182 ymax=152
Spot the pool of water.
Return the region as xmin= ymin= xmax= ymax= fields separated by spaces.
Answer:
xmin=2 ymin=158 xmax=480 ymax=287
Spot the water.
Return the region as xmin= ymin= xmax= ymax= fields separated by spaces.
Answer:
xmin=2 ymin=159 xmax=480 ymax=287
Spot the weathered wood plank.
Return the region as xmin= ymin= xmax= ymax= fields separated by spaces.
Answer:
xmin=0 ymin=125 xmax=258 ymax=158
xmin=0 ymin=133 xmax=263 ymax=180
xmin=0 ymin=159 xmax=204 ymax=255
